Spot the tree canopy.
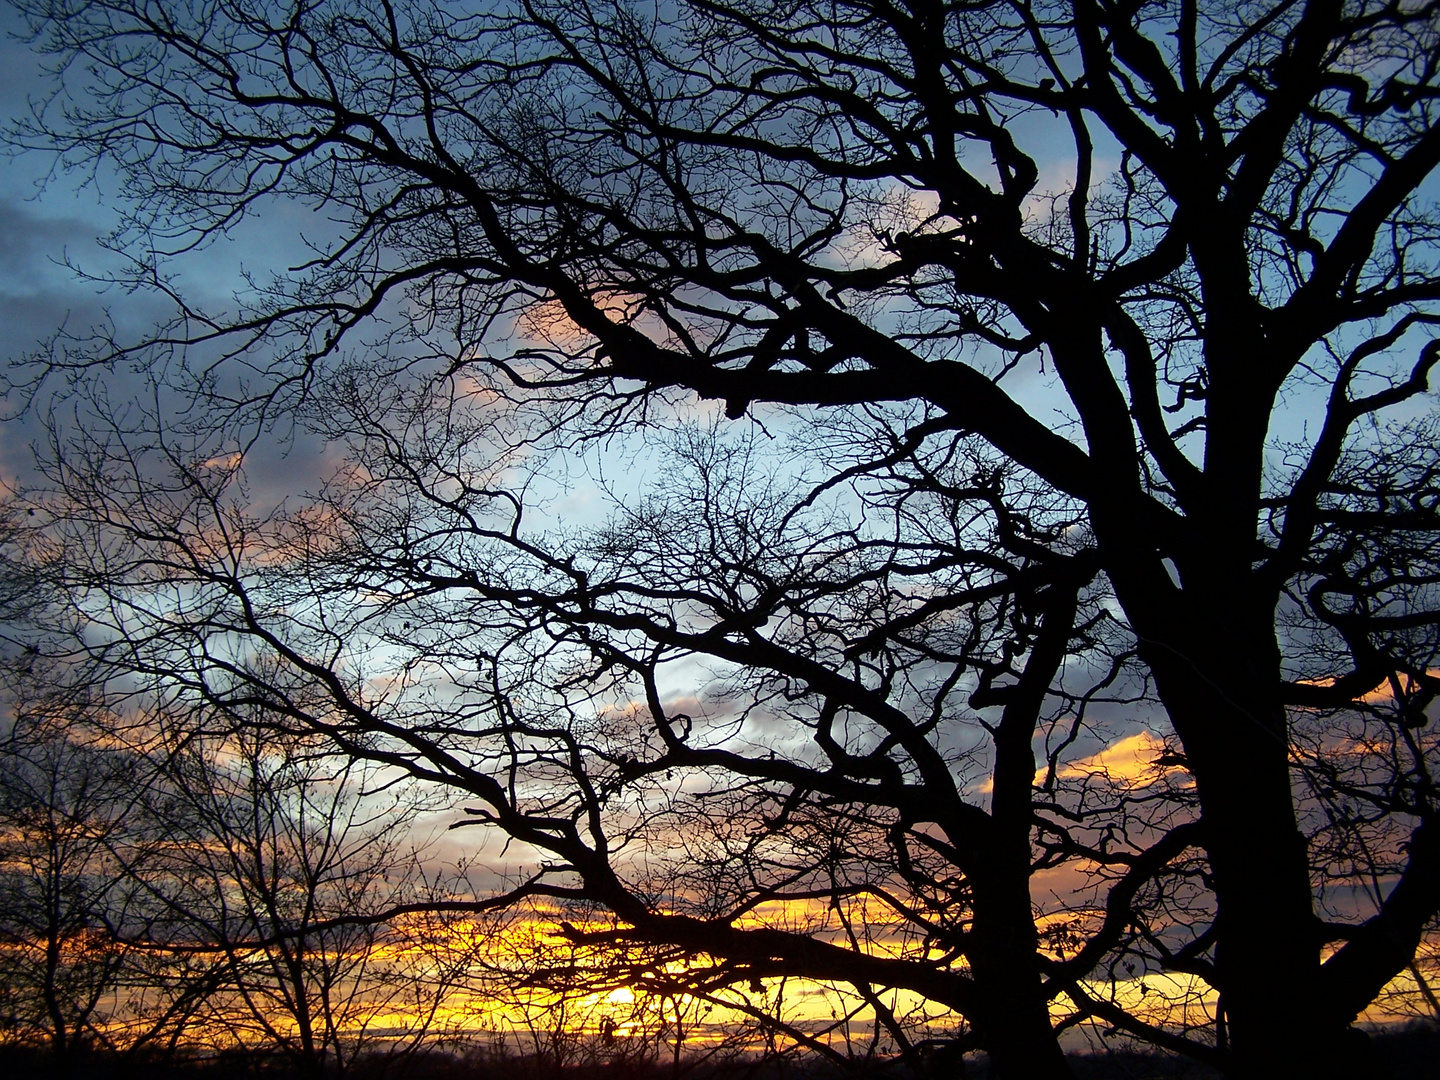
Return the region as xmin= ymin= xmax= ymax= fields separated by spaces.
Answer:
xmin=6 ymin=0 xmax=1440 ymax=1077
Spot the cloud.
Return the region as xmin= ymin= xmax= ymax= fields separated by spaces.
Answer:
xmin=1296 ymin=669 xmax=1440 ymax=705
xmin=1051 ymin=730 xmax=1183 ymax=786
xmin=976 ymin=729 xmax=1185 ymax=797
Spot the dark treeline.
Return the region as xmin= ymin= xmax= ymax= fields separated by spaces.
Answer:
xmin=0 ymin=1018 xmax=1438 ymax=1080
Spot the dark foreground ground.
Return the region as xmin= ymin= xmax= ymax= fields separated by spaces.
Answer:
xmin=3 ymin=1024 xmax=1437 ymax=1080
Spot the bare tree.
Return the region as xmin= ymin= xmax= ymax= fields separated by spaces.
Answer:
xmin=129 ymin=720 xmax=478 ymax=1078
xmin=8 ymin=0 xmax=1440 ymax=1077
xmin=0 ymin=679 xmax=143 ymax=1068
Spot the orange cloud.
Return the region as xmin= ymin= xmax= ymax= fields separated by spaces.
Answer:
xmin=1296 ymin=669 xmax=1440 ymax=705
xmin=1051 ymin=731 xmax=1184 ymax=786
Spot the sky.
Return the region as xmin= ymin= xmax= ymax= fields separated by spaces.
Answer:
xmin=0 ymin=8 xmax=137 ymax=481
xmin=0 ymin=22 xmax=1176 ymax=1037
xmin=0 ymin=7 xmax=361 ymax=507
xmin=0 ymin=0 xmax=1282 ymax=896
xmin=4 ymin=5 xmax=1437 ymax=1056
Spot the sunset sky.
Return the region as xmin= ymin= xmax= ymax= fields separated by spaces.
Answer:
xmin=2 ymin=7 xmax=1438 ymax=1073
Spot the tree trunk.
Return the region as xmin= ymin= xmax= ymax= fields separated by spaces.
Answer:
xmin=962 ymin=590 xmax=1077 ymax=1080
xmin=1143 ymin=610 xmax=1387 ymax=1080
xmin=43 ymin=924 xmax=69 ymax=1073
xmin=966 ymin=887 xmax=1075 ymax=1080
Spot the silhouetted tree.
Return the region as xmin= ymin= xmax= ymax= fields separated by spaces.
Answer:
xmin=0 ymin=685 xmax=142 ymax=1067
xmin=8 ymin=0 xmax=1440 ymax=1077
xmin=131 ymin=721 xmax=477 ymax=1077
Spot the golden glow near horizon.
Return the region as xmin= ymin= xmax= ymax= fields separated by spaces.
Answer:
xmin=17 ymin=893 xmax=1433 ymax=1056
xmin=6 ymin=725 xmax=1436 ymax=1058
